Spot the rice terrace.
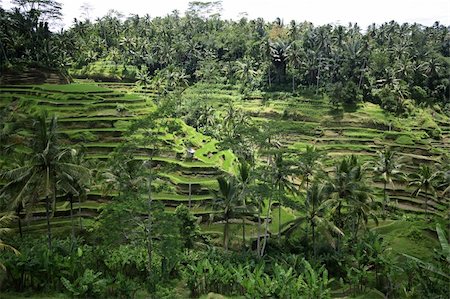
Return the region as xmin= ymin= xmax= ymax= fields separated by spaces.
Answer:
xmin=0 ymin=0 xmax=449 ymax=298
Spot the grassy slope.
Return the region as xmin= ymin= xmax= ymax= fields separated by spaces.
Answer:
xmin=1 ymin=82 xmax=448 ymax=256
xmin=0 ymin=82 xmax=235 ymax=234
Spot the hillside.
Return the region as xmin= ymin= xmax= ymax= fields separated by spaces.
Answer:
xmin=1 ymin=81 xmax=448 ymax=238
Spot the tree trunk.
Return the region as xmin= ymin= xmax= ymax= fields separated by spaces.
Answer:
xmin=70 ymin=194 xmax=75 ymax=248
xmin=268 ymin=68 xmax=272 ymax=87
xmin=242 ymin=217 xmax=246 ymax=249
xmin=383 ymin=181 xmax=387 ymax=217
xmin=278 ymin=186 xmax=282 ymax=240
xmin=224 ymin=216 xmax=229 ymax=250
xmin=336 ymin=201 xmax=342 ymax=253
xmin=188 ymin=183 xmax=192 ymax=209
xmin=292 ymin=75 xmax=295 ymax=93
xmin=256 ymin=199 xmax=261 ymax=255
xmin=358 ymin=61 xmax=366 ymax=89
xmin=260 ymin=197 xmax=272 ymax=257
xmin=278 ymin=202 xmax=282 ymax=240
xmin=147 ymin=172 xmax=153 ymax=272
xmin=16 ymin=208 xmax=23 ymax=238
xmin=316 ymin=64 xmax=321 ymax=94
xmin=312 ymin=223 xmax=316 ymax=258
xmin=78 ymin=195 xmax=82 ymax=230
xmin=45 ymin=196 xmax=52 ymax=251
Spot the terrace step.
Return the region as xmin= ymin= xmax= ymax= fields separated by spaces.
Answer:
xmin=389 ymin=202 xmax=439 ymax=215
xmin=0 ymin=68 xmax=70 ymax=85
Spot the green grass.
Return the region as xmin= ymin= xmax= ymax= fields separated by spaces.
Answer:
xmin=37 ymin=83 xmax=111 ymax=93
xmin=58 ymin=116 xmax=133 ymax=122
xmin=371 ymin=220 xmax=438 ymax=261
xmin=153 ymin=193 xmax=213 ymax=201
xmin=59 ymin=127 xmax=128 ymax=133
xmin=268 ymin=206 xmax=297 ymax=234
xmin=160 ymin=172 xmax=217 ymax=186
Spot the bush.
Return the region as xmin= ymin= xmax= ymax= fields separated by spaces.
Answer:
xmin=61 ymin=269 xmax=107 ymax=298
xmin=104 ymin=245 xmax=148 ymax=280
xmin=183 ymin=252 xmax=332 ymax=298
xmin=395 ymin=135 xmax=414 ymax=145
xmin=330 ymin=81 xmax=363 ymax=108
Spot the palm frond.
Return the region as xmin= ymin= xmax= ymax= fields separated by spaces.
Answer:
xmin=436 ymin=224 xmax=450 ymax=263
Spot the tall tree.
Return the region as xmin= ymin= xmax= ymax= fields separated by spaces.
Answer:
xmin=283 ymin=183 xmax=343 ymax=258
xmin=272 ymin=151 xmax=296 ymax=239
xmin=1 ymin=115 xmax=87 ymax=250
xmin=298 ymin=145 xmax=322 ymax=191
xmin=58 ymin=147 xmax=91 ymax=247
xmin=408 ymin=164 xmax=440 ymax=217
xmin=371 ymin=148 xmax=403 ymax=216
xmin=214 ymin=176 xmax=241 ymax=250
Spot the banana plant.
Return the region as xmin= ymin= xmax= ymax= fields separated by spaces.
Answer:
xmin=296 ymin=260 xmax=333 ymax=299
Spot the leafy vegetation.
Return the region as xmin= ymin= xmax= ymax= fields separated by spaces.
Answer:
xmin=0 ymin=1 xmax=449 ymax=298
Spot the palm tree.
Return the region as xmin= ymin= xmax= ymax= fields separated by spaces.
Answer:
xmin=325 ymin=155 xmax=361 ymax=228
xmin=272 ymin=152 xmax=296 ymax=240
xmin=347 ymin=186 xmax=378 ymax=242
xmin=1 ymin=115 xmax=85 ymax=250
xmin=283 ymin=183 xmax=343 ymax=258
xmin=235 ymin=58 xmax=258 ymax=92
xmin=58 ymin=148 xmax=91 ymax=246
xmin=371 ymin=148 xmax=403 ymax=216
xmin=213 ymin=176 xmax=241 ymax=250
xmin=298 ymin=145 xmax=323 ymax=191
xmin=0 ymin=213 xmax=20 ymax=272
xmin=237 ymin=160 xmax=259 ymax=248
xmin=408 ymin=164 xmax=440 ymax=216
xmin=286 ymin=41 xmax=303 ymax=93
xmin=325 ymin=155 xmax=371 ymax=249
xmin=269 ymin=40 xmax=289 ymax=84
xmin=0 ymin=158 xmax=35 ymax=238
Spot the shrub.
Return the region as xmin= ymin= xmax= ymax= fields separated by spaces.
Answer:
xmin=395 ymin=135 xmax=414 ymax=145
xmin=61 ymin=269 xmax=107 ymax=298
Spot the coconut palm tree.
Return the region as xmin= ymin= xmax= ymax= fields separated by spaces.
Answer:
xmin=272 ymin=152 xmax=297 ymax=239
xmin=269 ymin=40 xmax=289 ymax=84
xmin=286 ymin=41 xmax=303 ymax=92
xmin=0 ymin=158 xmax=36 ymax=238
xmin=213 ymin=176 xmax=241 ymax=250
xmin=325 ymin=155 xmax=362 ymax=228
xmin=371 ymin=148 xmax=403 ymax=216
xmin=298 ymin=145 xmax=323 ymax=191
xmin=282 ymin=183 xmax=343 ymax=258
xmin=347 ymin=185 xmax=379 ymax=242
xmin=325 ymin=155 xmax=372 ymax=249
xmin=58 ymin=148 xmax=91 ymax=246
xmin=235 ymin=57 xmax=258 ymax=92
xmin=1 ymin=115 xmax=87 ymax=250
xmin=408 ymin=164 xmax=440 ymax=217
xmin=236 ymin=160 xmax=251 ymax=248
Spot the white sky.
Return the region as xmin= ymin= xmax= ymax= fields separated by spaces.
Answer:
xmin=2 ymin=0 xmax=450 ymax=29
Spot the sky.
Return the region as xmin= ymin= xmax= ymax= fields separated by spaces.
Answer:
xmin=3 ymin=0 xmax=450 ymax=29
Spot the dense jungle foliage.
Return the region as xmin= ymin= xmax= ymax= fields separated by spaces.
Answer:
xmin=0 ymin=1 xmax=449 ymax=298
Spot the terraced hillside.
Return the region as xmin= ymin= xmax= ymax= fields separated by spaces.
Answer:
xmin=0 ymin=82 xmax=237 ymax=236
xmin=1 ymin=82 xmax=449 ymax=243
xmin=184 ymin=83 xmax=450 ymax=218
